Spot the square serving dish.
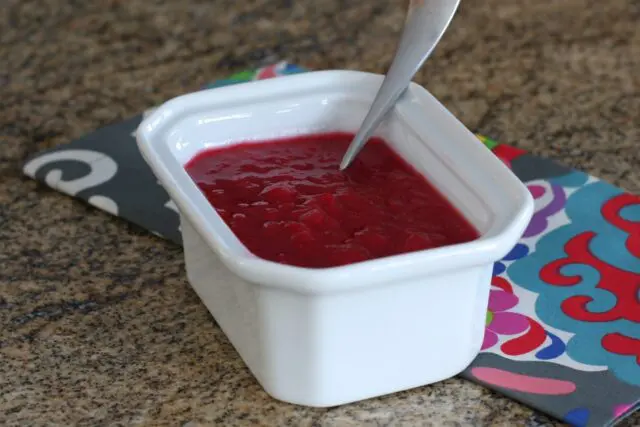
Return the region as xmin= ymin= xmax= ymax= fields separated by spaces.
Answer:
xmin=136 ymin=70 xmax=534 ymax=407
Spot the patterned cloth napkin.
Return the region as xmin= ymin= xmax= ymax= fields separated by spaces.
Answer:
xmin=23 ymin=62 xmax=639 ymax=427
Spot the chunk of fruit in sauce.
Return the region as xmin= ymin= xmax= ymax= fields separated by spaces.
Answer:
xmin=185 ymin=132 xmax=478 ymax=268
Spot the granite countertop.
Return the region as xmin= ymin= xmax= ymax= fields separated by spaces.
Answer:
xmin=1 ymin=0 xmax=638 ymax=425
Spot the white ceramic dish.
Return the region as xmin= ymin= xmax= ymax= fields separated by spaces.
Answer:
xmin=136 ymin=70 xmax=534 ymax=407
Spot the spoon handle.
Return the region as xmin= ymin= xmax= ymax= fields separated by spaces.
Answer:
xmin=339 ymin=0 xmax=461 ymax=171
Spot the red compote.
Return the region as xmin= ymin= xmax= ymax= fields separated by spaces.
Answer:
xmin=185 ymin=132 xmax=479 ymax=268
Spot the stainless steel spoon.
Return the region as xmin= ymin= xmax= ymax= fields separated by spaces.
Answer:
xmin=339 ymin=0 xmax=461 ymax=170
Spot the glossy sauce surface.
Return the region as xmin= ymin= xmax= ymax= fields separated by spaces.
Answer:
xmin=185 ymin=132 xmax=479 ymax=268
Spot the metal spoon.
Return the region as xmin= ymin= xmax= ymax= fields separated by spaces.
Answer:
xmin=339 ymin=0 xmax=461 ymax=170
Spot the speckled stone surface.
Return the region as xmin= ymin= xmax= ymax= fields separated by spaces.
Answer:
xmin=1 ymin=0 xmax=639 ymax=426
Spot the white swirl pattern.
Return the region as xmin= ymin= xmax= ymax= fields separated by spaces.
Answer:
xmin=23 ymin=149 xmax=119 ymax=211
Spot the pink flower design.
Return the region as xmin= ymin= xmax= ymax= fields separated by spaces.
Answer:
xmin=482 ymin=289 xmax=530 ymax=350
